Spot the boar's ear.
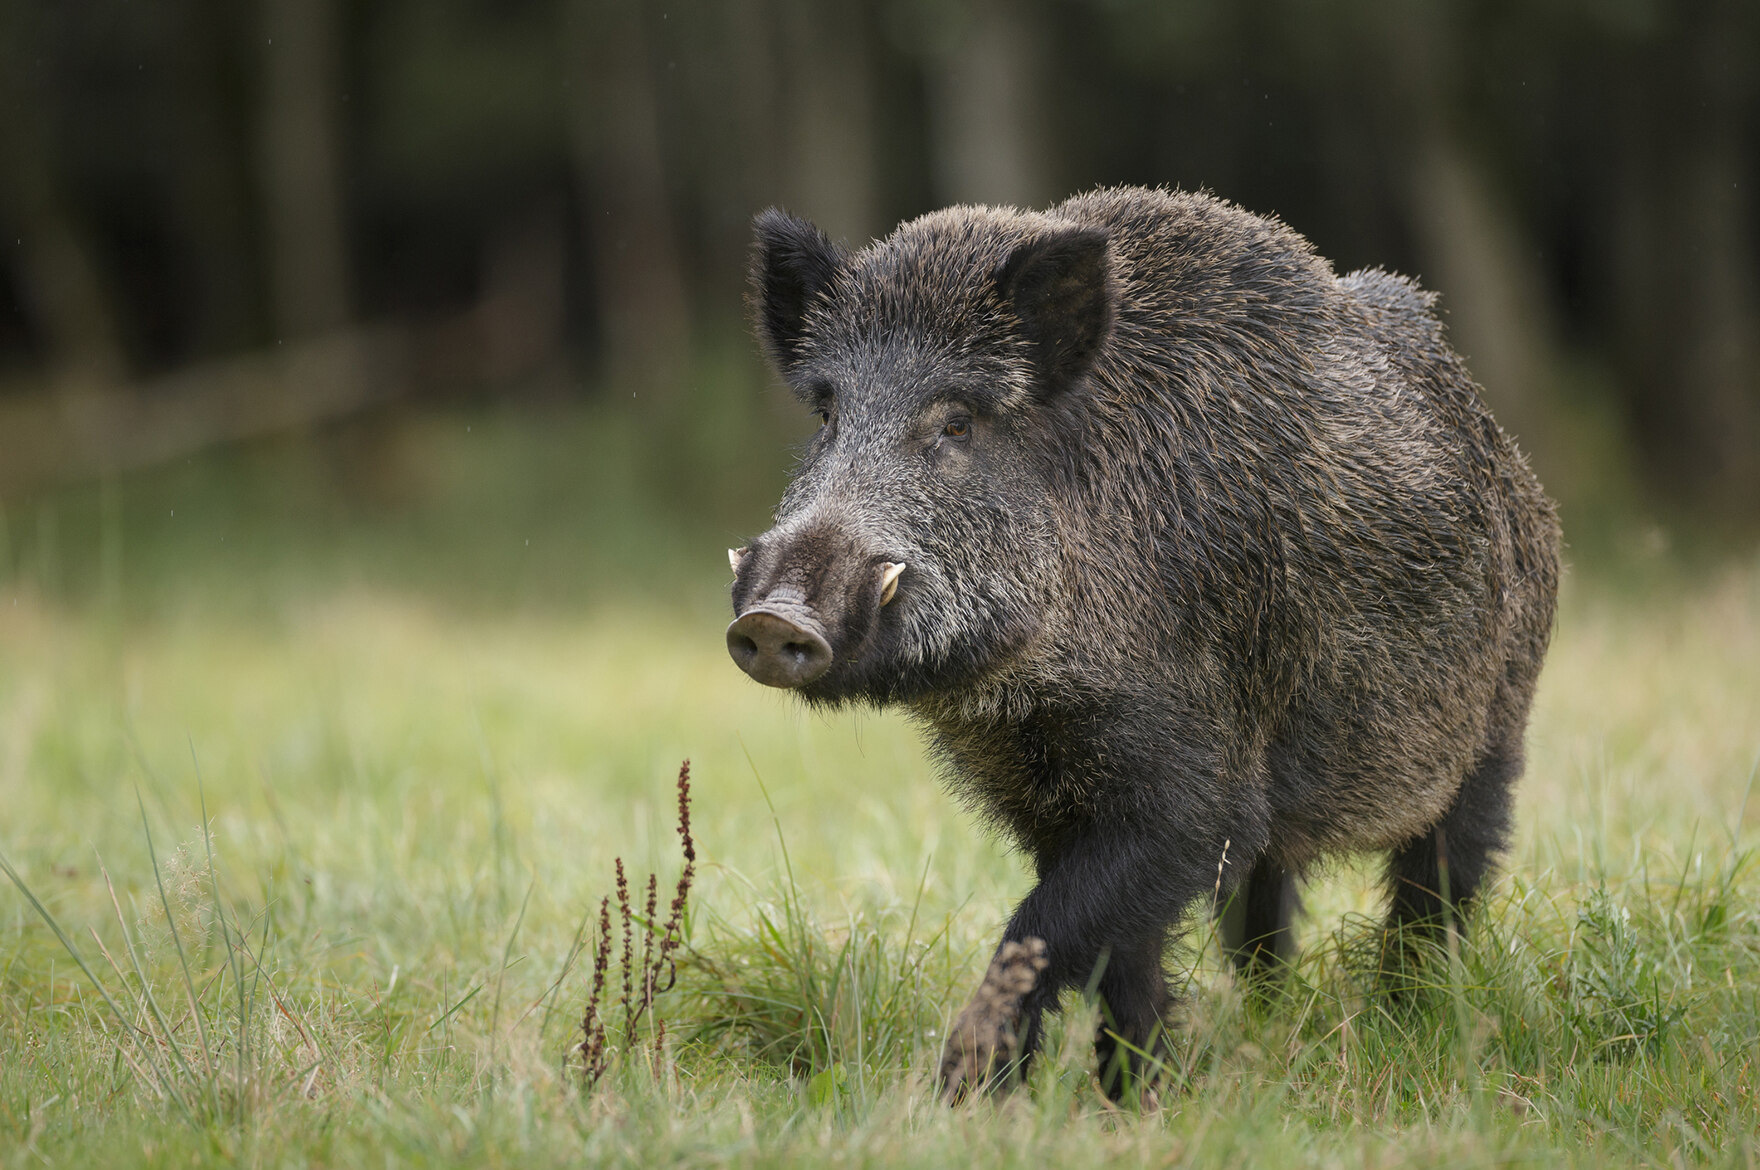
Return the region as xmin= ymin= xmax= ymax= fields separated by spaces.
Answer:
xmin=994 ymin=227 xmax=1114 ymax=394
xmin=750 ymin=208 xmax=846 ymax=370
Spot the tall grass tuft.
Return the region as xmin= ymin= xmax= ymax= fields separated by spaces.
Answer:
xmin=679 ymin=765 xmax=966 ymax=1110
xmin=0 ymin=771 xmax=312 ymax=1128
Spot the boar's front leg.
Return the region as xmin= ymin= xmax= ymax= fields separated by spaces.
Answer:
xmin=938 ymin=806 xmax=1239 ymax=1103
xmin=937 ymin=938 xmax=1049 ymax=1102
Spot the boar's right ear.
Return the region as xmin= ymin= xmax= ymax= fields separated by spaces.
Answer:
xmin=994 ymin=227 xmax=1114 ymax=395
xmin=750 ymin=208 xmax=846 ymax=370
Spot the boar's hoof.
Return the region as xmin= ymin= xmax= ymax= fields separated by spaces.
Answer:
xmin=726 ymin=609 xmax=833 ymax=688
xmin=938 ymin=937 xmax=1049 ymax=1105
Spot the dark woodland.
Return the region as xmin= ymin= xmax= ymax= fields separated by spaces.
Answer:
xmin=0 ymin=0 xmax=1756 ymax=526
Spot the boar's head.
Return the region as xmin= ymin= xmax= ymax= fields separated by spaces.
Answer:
xmin=727 ymin=206 xmax=1115 ymax=707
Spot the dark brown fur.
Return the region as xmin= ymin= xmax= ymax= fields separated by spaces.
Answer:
xmin=730 ymin=186 xmax=1561 ymax=1100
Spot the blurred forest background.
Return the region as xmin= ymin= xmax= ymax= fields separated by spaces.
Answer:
xmin=0 ymin=0 xmax=1757 ymax=555
xmin=6 ymin=7 xmax=1760 ymax=1164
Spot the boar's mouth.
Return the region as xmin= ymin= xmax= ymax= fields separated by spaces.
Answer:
xmin=726 ymin=601 xmax=834 ymax=688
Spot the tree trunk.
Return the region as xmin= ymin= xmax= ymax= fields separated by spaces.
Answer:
xmin=775 ymin=0 xmax=880 ymax=244
xmin=1630 ymin=1 xmax=1759 ymax=518
xmin=1376 ymin=2 xmax=1567 ymax=489
xmin=0 ymin=7 xmax=128 ymax=387
xmin=924 ymin=0 xmax=1052 ymax=210
xmin=1406 ymin=131 xmax=1563 ymax=463
xmin=167 ymin=0 xmax=259 ymax=357
xmin=258 ymin=0 xmax=352 ymax=340
xmin=565 ymin=0 xmax=692 ymax=403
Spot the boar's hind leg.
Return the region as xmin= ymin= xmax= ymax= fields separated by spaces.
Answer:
xmin=1381 ymin=728 xmax=1520 ymax=978
xmin=1218 ymin=858 xmax=1300 ymax=988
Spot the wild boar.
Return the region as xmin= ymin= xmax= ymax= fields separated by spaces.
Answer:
xmin=727 ymin=186 xmax=1560 ymax=1100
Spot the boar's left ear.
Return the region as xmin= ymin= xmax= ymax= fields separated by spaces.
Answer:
xmin=994 ymin=226 xmax=1114 ymax=395
xmin=750 ymin=208 xmax=847 ymax=371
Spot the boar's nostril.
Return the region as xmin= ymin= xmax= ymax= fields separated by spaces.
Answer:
xmin=726 ymin=608 xmax=834 ymax=688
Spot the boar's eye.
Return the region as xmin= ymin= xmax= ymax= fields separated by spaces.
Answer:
xmin=816 ymin=409 xmax=831 ymax=428
xmin=941 ymin=417 xmax=970 ymax=441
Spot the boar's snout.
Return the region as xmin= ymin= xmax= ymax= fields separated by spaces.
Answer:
xmin=726 ymin=605 xmax=834 ymax=688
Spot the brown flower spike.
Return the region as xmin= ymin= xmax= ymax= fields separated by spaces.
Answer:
xmin=579 ymin=760 xmax=696 ymax=1092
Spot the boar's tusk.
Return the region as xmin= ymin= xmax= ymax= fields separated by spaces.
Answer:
xmin=729 ymin=547 xmax=748 ymax=575
xmin=878 ymin=561 xmax=907 ymax=606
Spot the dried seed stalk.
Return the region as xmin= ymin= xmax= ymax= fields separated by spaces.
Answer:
xmin=579 ymin=760 xmax=696 ymax=1092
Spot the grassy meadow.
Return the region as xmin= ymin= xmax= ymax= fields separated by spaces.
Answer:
xmin=1 ymin=407 xmax=1757 ymax=1167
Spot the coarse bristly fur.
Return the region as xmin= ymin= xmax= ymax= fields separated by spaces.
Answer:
xmin=728 ymin=186 xmax=1561 ymax=1102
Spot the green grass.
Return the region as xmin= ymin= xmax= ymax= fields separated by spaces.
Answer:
xmin=2 ymin=408 xmax=1758 ymax=1167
